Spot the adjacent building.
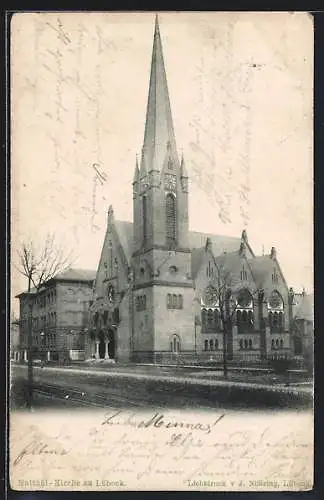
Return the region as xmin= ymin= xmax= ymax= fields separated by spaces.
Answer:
xmin=16 ymin=268 xmax=95 ymax=362
xmin=87 ymin=16 xmax=302 ymax=365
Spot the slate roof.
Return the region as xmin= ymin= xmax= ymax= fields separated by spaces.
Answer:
xmin=53 ymin=268 xmax=96 ymax=282
xmin=294 ymin=293 xmax=314 ymax=322
xmin=189 ymin=231 xmax=241 ymax=255
xmin=247 ymin=256 xmax=274 ymax=288
xmin=114 ymin=220 xmax=134 ymax=264
xmin=113 ymin=219 xmax=242 ymax=270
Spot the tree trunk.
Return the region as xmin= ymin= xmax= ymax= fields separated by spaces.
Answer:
xmin=222 ymin=326 xmax=228 ymax=379
xmin=26 ymin=276 xmax=33 ymax=409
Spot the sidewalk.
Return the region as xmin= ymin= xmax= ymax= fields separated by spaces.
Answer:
xmin=14 ymin=361 xmax=313 ymax=397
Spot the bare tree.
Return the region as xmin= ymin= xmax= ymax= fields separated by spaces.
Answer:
xmin=205 ymin=254 xmax=260 ymax=379
xmin=15 ymin=233 xmax=73 ymax=409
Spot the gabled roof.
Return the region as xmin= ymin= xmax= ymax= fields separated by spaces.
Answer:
xmin=53 ymin=268 xmax=96 ymax=282
xmin=294 ymin=293 xmax=314 ymax=322
xmin=189 ymin=231 xmax=241 ymax=256
xmin=191 ymin=247 xmax=206 ymax=279
xmin=247 ymin=255 xmax=274 ymax=288
xmin=114 ymin=220 xmax=134 ymax=264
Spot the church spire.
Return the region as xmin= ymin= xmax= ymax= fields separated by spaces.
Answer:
xmin=142 ymin=14 xmax=178 ymax=173
xmin=133 ymin=154 xmax=140 ymax=183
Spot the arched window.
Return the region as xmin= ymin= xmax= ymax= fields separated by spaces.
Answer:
xmin=166 ymin=193 xmax=176 ymax=243
xmin=215 ymin=338 xmax=218 ymax=349
xmin=279 ymin=312 xmax=283 ymax=330
xmin=239 ymin=339 xmax=243 ymax=349
xmin=171 ymin=335 xmax=180 ymax=353
xmin=204 ymin=339 xmax=208 ymax=351
xmin=271 ymin=339 xmax=275 ymax=349
xmin=280 ymin=339 xmax=283 ymax=349
xmin=207 ymin=309 xmax=214 ymax=332
xmin=201 ymin=309 xmax=207 ymax=332
xmin=108 ymin=240 xmax=113 ymax=277
xmin=214 ymin=310 xmax=219 ymax=331
xmin=248 ymin=311 xmax=254 ymax=331
xmin=249 ymin=339 xmax=252 ymax=349
xmin=242 ymin=310 xmax=248 ymax=331
xmin=142 ymin=196 xmax=147 ymax=243
xmin=209 ymin=339 xmax=214 ymax=351
xmin=244 ymin=339 xmax=248 ymax=349
xmin=276 ymin=339 xmax=279 ymax=348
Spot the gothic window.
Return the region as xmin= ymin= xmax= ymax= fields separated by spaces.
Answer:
xmin=204 ymin=339 xmax=209 ymax=351
xmin=207 ymin=309 xmax=214 ymax=330
xmin=237 ymin=289 xmax=252 ymax=308
xmin=215 ymin=338 xmax=219 ymax=349
xmin=271 ymin=339 xmax=275 ymax=349
xmin=108 ymin=240 xmax=113 ymax=278
xmin=171 ymin=335 xmax=180 ymax=353
xmin=142 ymin=196 xmax=148 ymax=243
xmin=206 ymin=261 xmax=214 ymax=278
xmin=209 ymin=339 xmax=214 ymax=351
xmin=166 ymin=193 xmax=176 ymax=243
xmin=201 ymin=309 xmax=207 ymax=332
xmin=249 ymin=339 xmax=252 ymax=349
xmin=280 ymin=339 xmax=283 ymax=349
xmin=272 ymin=268 xmax=279 ymax=284
xmin=244 ymin=339 xmax=248 ymax=349
xmin=269 ymin=290 xmax=283 ymax=309
xmin=214 ymin=309 xmax=219 ymax=330
xmin=240 ymin=267 xmax=248 ymax=281
xmin=239 ymin=339 xmax=243 ymax=349
xmin=202 ymin=286 xmax=218 ymax=307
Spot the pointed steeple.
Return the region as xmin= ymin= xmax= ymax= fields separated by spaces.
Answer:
xmin=142 ymin=14 xmax=178 ymax=172
xmin=180 ymin=153 xmax=188 ymax=178
xmin=133 ymin=154 xmax=140 ymax=183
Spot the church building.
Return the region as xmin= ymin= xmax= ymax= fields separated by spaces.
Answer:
xmin=87 ymin=16 xmax=295 ymax=364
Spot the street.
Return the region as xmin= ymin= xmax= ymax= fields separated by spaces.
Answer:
xmin=10 ymin=362 xmax=313 ymax=411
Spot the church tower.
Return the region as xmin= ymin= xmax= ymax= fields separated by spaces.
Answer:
xmin=131 ymin=15 xmax=195 ymax=363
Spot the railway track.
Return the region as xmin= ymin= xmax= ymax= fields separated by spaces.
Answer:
xmin=31 ymin=381 xmax=163 ymax=409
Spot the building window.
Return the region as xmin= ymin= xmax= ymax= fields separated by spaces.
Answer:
xmin=215 ymin=338 xmax=219 ymax=350
xmin=272 ymin=268 xmax=279 ymax=284
xmin=206 ymin=261 xmax=214 ymax=278
xmin=201 ymin=307 xmax=220 ymax=333
xmin=136 ymin=295 xmax=147 ymax=312
xmin=165 ymin=193 xmax=176 ymax=243
xmin=240 ymin=267 xmax=247 ymax=281
xmin=142 ymin=195 xmax=148 ymax=243
xmin=204 ymin=339 xmax=209 ymax=351
xmin=209 ymin=339 xmax=214 ymax=351
xmin=171 ymin=335 xmax=180 ymax=353
xmin=167 ymin=294 xmax=183 ymax=310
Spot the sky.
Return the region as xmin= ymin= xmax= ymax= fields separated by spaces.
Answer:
xmin=11 ymin=11 xmax=313 ymax=315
